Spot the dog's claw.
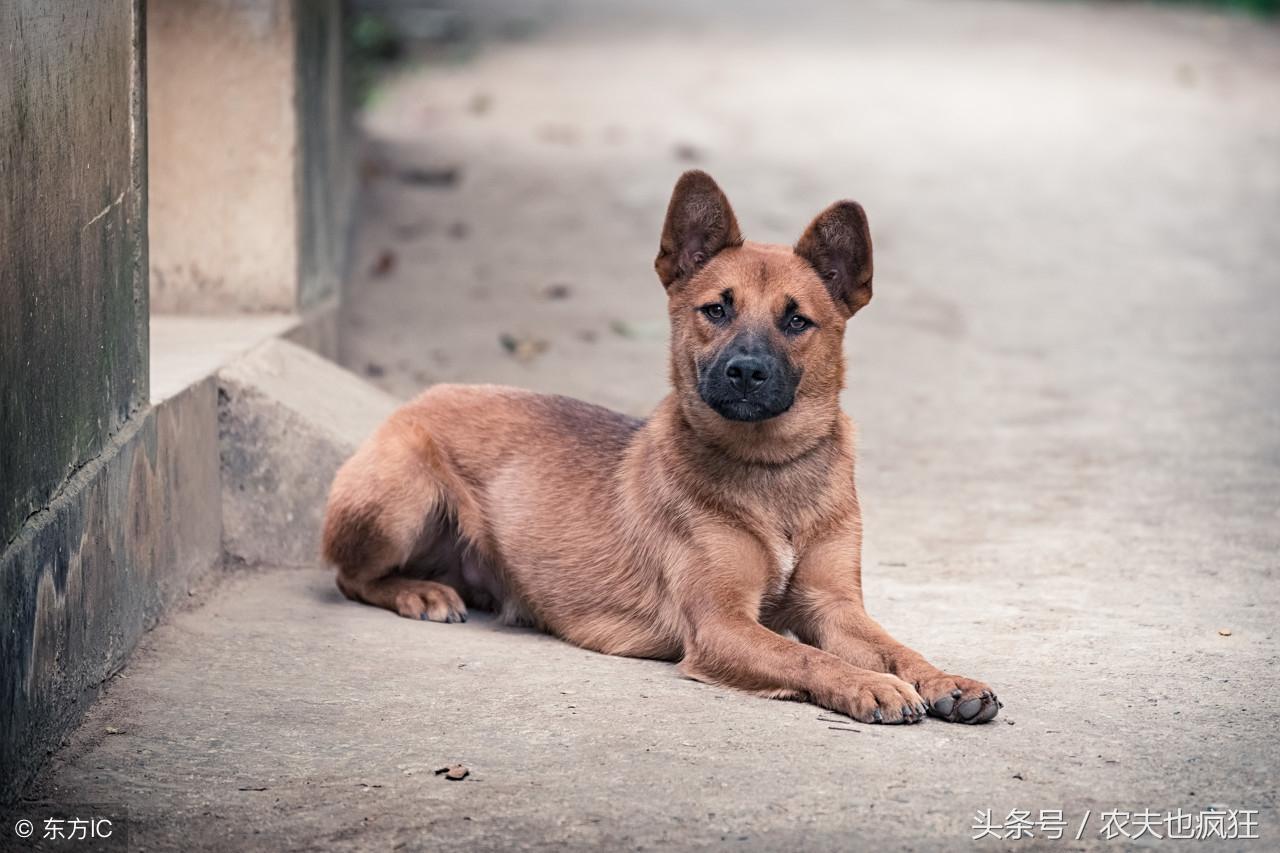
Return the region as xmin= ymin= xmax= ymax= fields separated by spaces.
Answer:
xmin=872 ymin=708 xmax=883 ymax=723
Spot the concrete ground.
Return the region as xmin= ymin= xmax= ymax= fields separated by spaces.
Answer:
xmin=25 ymin=0 xmax=1280 ymax=849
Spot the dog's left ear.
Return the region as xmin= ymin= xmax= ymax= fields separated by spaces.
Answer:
xmin=655 ymin=170 xmax=743 ymax=289
xmin=795 ymin=201 xmax=874 ymax=318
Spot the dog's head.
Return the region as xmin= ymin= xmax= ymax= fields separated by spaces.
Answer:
xmin=655 ymin=171 xmax=873 ymax=456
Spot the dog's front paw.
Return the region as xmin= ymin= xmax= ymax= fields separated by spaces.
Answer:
xmin=916 ymin=674 xmax=1001 ymax=724
xmin=393 ymin=582 xmax=468 ymax=623
xmin=838 ymin=674 xmax=928 ymax=725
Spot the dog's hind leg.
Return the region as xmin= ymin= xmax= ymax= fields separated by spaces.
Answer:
xmin=341 ymin=572 xmax=467 ymax=623
xmin=323 ymin=416 xmax=469 ymax=623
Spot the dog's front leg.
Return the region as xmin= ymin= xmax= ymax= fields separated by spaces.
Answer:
xmin=674 ymin=528 xmax=927 ymax=724
xmin=786 ymin=533 xmax=1002 ymax=724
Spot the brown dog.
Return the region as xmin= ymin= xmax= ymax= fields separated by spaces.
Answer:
xmin=323 ymin=171 xmax=1000 ymax=725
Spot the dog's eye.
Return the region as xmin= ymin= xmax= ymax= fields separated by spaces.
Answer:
xmin=786 ymin=314 xmax=811 ymax=333
xmin=701 ymin=304 xmax=726 ymax=321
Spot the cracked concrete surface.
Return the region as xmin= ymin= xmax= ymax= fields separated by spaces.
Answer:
xmin=21 ymin=0 xmax=1280 ymax=849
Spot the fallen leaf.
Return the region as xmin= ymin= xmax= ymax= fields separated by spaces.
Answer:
xmin=610 ymin=319 xmax=666 ymax=341
xmin=499 ymin=332 xmax=549 ymax=363
xmin=359 ymin=157 xmax=390 ymax=182
xmin=673 ymin=142 xmax=703 ymax=162
xmin=1218 ymin=628 xmax=1232 ymax=637
xmin=394 ymin=221 xmax=429 ymax=241
xmin=398 ymin=166 xmax=459 ymax=187
xmin=370 ymin=249 xmax=396 ymax=277
xmin=434 ymin=764 xmax=469 ymax=781
xmin=104 ymin=726 xmax=124 ymax=735
xmin=539 ymin=283 xmax=572 ymax=301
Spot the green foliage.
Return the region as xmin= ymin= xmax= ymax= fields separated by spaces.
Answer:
xmin=1159 ymin=0 xmax=1279 ymax=14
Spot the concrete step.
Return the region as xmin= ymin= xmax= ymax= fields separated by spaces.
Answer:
xmin=217 ymin=339 xmax=399 ymax=569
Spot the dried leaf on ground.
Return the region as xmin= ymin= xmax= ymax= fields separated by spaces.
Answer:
xmin=673 ymin=142 xmax=703 ymax=162
xmin=610 ymin=319 xmax=666 ymax=340
xmin=499 ymin=332 xmax=549 ymax=363
xmin=434 ymin=764 xmax=469 ymax=781
xmin=539 ymin=283 xmax=572 ymax=301
xmin=398 ymin=166 xmax=459 ymax=187
xmin=371 ymin=249 xmax=396 ymax=277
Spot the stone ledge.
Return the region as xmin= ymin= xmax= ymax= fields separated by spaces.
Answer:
xmin=2 ymin=309 xmax=366 ymax=803
xmin=217 ymin=339 xmax=399 ymax=569
xmin=0 ymin=378 xmax=222 ymax=803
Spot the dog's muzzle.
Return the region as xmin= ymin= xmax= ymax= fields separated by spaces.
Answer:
xmin=697 ymin=338 xmax=799 ymax=422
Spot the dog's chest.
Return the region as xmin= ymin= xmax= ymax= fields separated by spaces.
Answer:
xmin=770 ymin=539 xmax=798 ymax=597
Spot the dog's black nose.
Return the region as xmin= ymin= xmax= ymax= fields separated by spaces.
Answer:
xmin=725 ymin=355 xmax=770 ymax=395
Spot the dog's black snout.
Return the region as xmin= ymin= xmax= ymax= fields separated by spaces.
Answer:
xmin=724 ymin=355 xmax=770 ymax=395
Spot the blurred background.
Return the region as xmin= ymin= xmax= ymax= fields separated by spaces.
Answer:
xmin=4 ymin=0 xmax=1278 ymax=846
xmin=339 ymin=0 xmax=1280 ymax=556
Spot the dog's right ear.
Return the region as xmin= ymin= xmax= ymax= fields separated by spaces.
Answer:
xmin=655 ymin=170 xmax=743 ymax=289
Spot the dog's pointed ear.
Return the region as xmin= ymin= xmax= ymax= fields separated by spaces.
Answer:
xmin=795 ymin=201 xmax=874 ymax=318
xmin=655 ymin=170 xmax=743 ymax=289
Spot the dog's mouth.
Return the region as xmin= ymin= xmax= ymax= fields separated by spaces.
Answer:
xmin=700 ymin=393 xmax=794 ymax=423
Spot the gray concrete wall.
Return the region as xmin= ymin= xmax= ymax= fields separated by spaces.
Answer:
xmin=0 ymin=380 xmax=223 ymax=804
xmin=147 ymin=0 xmax=350 ymax=314
xmin=0 ymin=0 xmax=149 ymax=546
xmin=1 ymin=0 xmax=354 ymax=804
xmin=296 ymin=0 xmax=352 ymax=310
xmin=146 ymin=0 xmax=299 ymax=313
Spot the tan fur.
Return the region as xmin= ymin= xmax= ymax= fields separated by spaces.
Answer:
xmin=323 ymin=171 xmax=1000 ymax=725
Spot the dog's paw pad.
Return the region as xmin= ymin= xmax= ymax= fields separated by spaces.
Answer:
xmin=921 ymin=677 xmax=1000 ymax=724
